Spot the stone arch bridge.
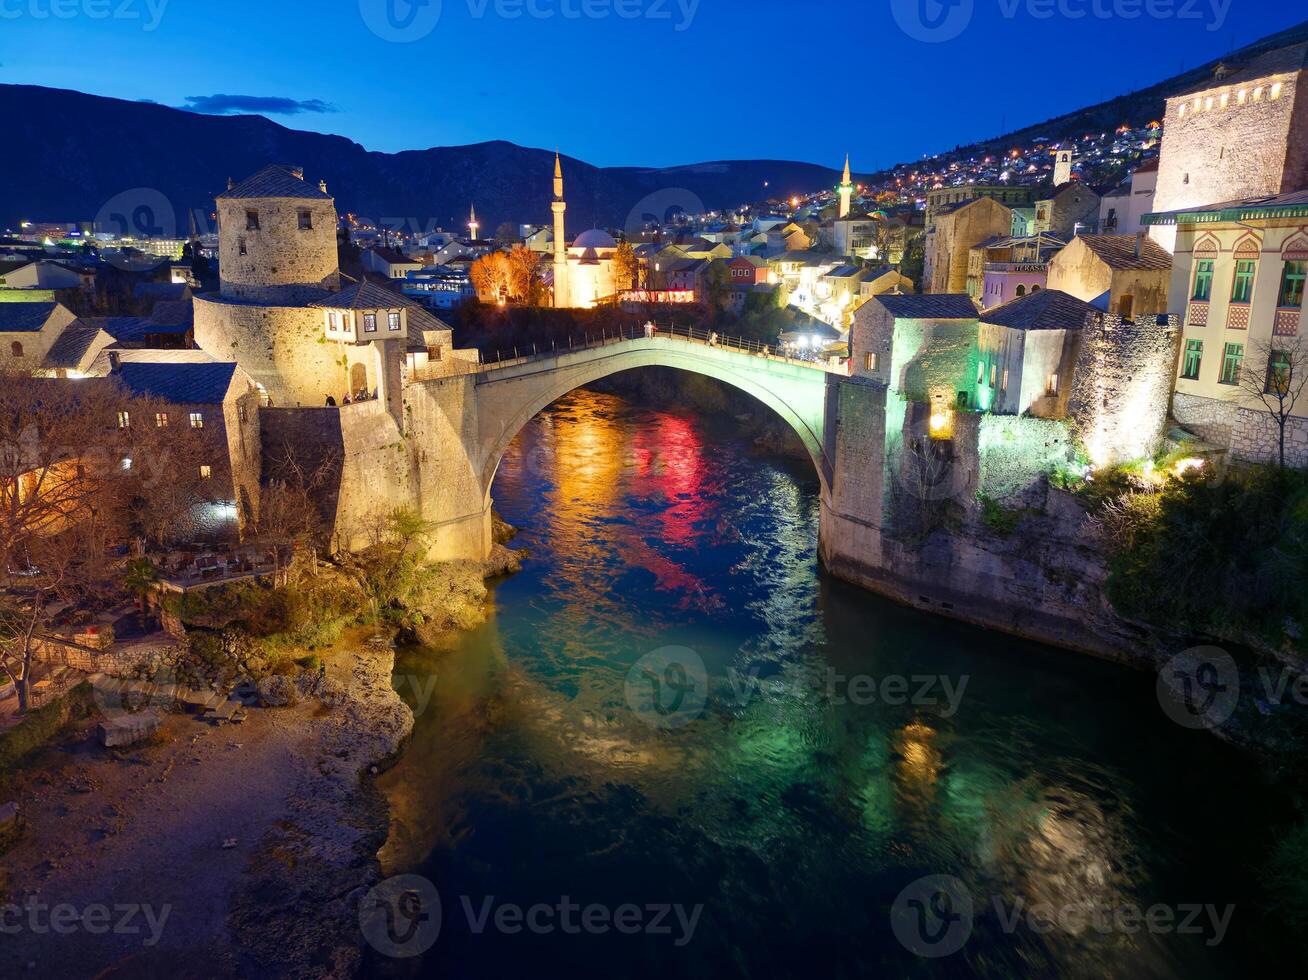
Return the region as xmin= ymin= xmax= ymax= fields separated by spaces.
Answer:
xmin=266 ymin=331 xmax=841 ymax=562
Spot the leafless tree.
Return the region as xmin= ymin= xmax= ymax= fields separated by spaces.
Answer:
xmin=258 ymin=444 xmax=337 ymax=587
xmin=1239 ymin=336 xmax=1308 ymax=469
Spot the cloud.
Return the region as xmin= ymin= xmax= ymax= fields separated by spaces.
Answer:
xmin=181 ymin=94 xmax=337 ymax=116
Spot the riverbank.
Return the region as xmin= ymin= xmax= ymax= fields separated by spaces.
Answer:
xmin=0 ymin=541 xmax=524 ymax=977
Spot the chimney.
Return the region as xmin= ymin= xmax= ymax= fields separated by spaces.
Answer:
xmin=1134 ymin=231 xmax=1146 ymax=259
xmin=319 ymin=179 xmax=328 ymax=194
xmin=227 ymin=177 xmax=234 ymax=191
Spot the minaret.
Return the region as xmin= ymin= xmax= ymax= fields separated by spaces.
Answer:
xmin=551 ymin=153 xmax=569 ymax=308
xmin=838 ymin=154 xmax=854 ymax=219
xmin=468 ymin=203 xmax=480 ymax=241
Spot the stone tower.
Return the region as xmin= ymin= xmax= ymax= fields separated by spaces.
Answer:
xmin=214 ymin=164 xmax=340 ymax=304
xmin=193 ymin=164 xmax=345 ymax=405
xmin=838 ymin=154 xmax=854 ymax=219
xmin=1053 ymin=149 xmax=1073 ymax=187
xmin=552 ymin=153 xmax=569 ymax=308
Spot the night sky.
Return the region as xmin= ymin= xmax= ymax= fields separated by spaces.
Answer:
xmin=0 ymin=0 xmax=1296 ymax=169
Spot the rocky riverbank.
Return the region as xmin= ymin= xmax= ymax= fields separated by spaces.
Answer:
xmin=0 ymin=546 xmax=523 ymax=977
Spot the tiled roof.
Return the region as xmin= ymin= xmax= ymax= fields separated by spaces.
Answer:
xmin=132 ymin=282 xmax=191 ymax=303
xmin=1077 ymin=234 xmax=1172 ymax=271
xmin=366 ymin=246 xmax=415 ymax=266
xmin=217 ymin=164 xmax=330 ymax=201
xmin=114 ymin=362 xmax=239 ymax=405
xmin=1143 ymin=189 xmax=1308 ymax=226
xmin=981 ymin=289 xmax=1097 ymax=331
xmin=0 ymin=302 xmax=58 ymax=332
xmin=43 ymin=323 xmax=108 ymax=368
xmin=311 ymin=281 xmax=451 ymax=336
xmin=872 ymin=294 xmax=978 ymax=319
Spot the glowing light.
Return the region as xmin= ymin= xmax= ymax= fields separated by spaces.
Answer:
xmin=1172 ymin=457 xmax=1204 ymax=478
xmin=929 ymin=409 xmax=953 ymax=438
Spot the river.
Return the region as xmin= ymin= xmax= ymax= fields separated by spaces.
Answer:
xmin=374 ymin=386 xmax=1299 ymax=979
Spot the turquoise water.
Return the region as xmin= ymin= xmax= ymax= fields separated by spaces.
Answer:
xmin=374 ymin=387 xmax=1298 ymax=979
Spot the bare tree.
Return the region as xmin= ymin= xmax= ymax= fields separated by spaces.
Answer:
xmin=258 ymin=445 xmax=336 ymax=587
xmin=506 ymin=245 xmax=542 ymax=304
xmin=1239 ymin=336 xmax=1308 ymax=469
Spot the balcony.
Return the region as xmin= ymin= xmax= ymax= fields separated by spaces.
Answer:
xmin=984 ymin=261 xmax=1048 ymax=273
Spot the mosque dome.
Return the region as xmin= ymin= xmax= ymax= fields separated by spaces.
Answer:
xmin=572 ymin=229 xmax=617 ymax=250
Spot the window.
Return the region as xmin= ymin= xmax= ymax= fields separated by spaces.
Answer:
xmin=1220 ymin=343 xmax=1244 ymax=385
xmin=1016 ymin=285 xmax=1027 ymax=297
xmin=199 ymin=465 xmax=212 ymax=480
xmin=977 ymin=362 xmax=985 ymax=386
xmin=189 ymin=412 xmax=204 ymax=429
xmin=328 ymin=312 xmax=337 ymax=332
xmin=363 ymin=313 xmax=377 ymax=332
xmin=238 ymin=237 xmax=247 ymax=256
xmin=1117 ymin=294 xmax=1135 ymax=319
xmin=298 ymin=209 xmax=313 ymax=230
xmin=155 ymin=413 xmax=168 ymax=428
xmin=10 ymin=342 xmax=22 ymax=358
xmin=1266 ymin=350 xmax=1292 ymax=394
xmin=245 ymin=210 xmax=260 ymax=231
xmin=388 ymin=312 xmax=401 ymax=332
xmin=1181 ymin=339 xmax=1203 ymax=380
xmin=1046 ymin=373 xmax=1059 ymax=396
xmin=990 ymin=364 xmax=998 ymax=387
xmin=117 ymin=411 xmax=130 ymax=429
xmin=121 ymin=458 xmax=132 ymax=471
xmin=1271 ymin=82 xmax=1283 ymax=101
xmin=1192 ymin=259 xmax=1214 ymax=301
xmin=1279 ymin=260 xmax=1306 ymax=308
xmin=1231 ymin=259 xmax=1256 ymax=303
xmin=864 ymin=352 xmax=877 ymax=372
xmin=1001 ymin=369 xmax=1009 ymax=392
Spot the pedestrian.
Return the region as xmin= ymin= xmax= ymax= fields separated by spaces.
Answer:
xmin=343 ymin=394 xmax=352 ymax=405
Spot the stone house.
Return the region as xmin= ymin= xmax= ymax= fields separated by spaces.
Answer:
xmin=1145 ymin=189 xmax=1308 ymax=463
xmin=361 ymin=246 xmax=423 ymax=280
xmin=924 ymin=184 xmax=1035 ymax=226
xmin=1033 ymin=183 xmax=1102 ymax=239
xmin=1151 ymin=43 xmax=1308 ymax=252
xmin=112 ymin=361 xmax=264 ymax=538
xmin=924 ymin=197 xmax=1013 ymax=296
xmin=857 ymin=267 xmax=916 ymax=301
xmin=1047 ymin=234 xmax=1172 ymax=320
xmin=971 ymin=234 xmax=1066 ymax=309
xmin=0 ymin=301 xmax=78 ymax=368
xmin=976 ymin=289 xmax=1097 ymax=419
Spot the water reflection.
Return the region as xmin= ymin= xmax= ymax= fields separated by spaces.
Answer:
xmin=377 ymin=388 xmax=1293 ymax=979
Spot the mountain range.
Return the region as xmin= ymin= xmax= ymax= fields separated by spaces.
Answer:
xmin=3 ymin=18 xmax=1305 ymax=237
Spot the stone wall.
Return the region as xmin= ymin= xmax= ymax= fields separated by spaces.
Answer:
xmin=217 ymin=198 xmax=340 ymax=305
xmin=1172 ymin=390 xmax=1238 ymax=445
xmin=1068 ymin=313 xmax=1179 ymax=466
xmin=1230 ymin=405 xmax=1308 ymax=466
xmin=194 ymin=296 xmax=344 ymax=407
xmin=976 ymin=415 xmax=1073 ymax=500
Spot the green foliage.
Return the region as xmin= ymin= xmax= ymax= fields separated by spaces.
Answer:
xmin=1101 ymin=465 xmax=1308 ymax=649
xmin=977 ymin=493 xmax=1023 ymax=536
xmin=0 ymin=682 xmax=97 ymax=773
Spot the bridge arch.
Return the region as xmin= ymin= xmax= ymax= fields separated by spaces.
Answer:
xmin=473 ymin=338 xmax=834 ymax=507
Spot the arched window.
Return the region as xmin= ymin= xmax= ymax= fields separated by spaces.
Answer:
xmin=1031 ymin=284 xmax=1041 ymax=293
xmin=1016 ymin=285 xmax=1027 ymax=297
xmin=10 ymin=342 xmax=23 ymax=358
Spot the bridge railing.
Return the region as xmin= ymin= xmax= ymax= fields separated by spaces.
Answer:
xmin=478 ymin=323 xmax=848 ymax=375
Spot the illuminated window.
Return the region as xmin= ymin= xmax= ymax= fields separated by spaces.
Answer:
xmin=1046 ymin=373 xmax=1059 ymax=396
xmin=977 ymin=362 xmax=985 ymax=385
xmin=1238 ymin=89 xmax=1247 ymax=104
xmin=117 ymin=411 xmax=130 ymax=429
xmin=155 ymin=412 xmax=168 ymax=428
xmin=328 ymin=312 xmax=337 ymax=332
xmin=1220 ymin=92 xmax=1229 ymax=108
xmin=245 ymin=210 xmax=260 ymax=231
xmin=1181 ymin=340 xmax=1203 ymax=380
xmin=1220 ymin=343 xmax=1244 ymax=385
xmin=199 ymin=465 xmax=212 ymax=480
xmin=298 ymin=209 xmax=313 ymax=230
xmin=388 ymin=312 xmax=401 ymax=331
xmin=864 ymin=351 xmax=877 ymax=372
xmin=990 ymin=364 xmax=998 ymax=386
xmin=121 ymin=458 xmax=133 ymax=471
xmin=1178 ymin=104 xmax=1186 ymax=118
xmin=190 ymin=412 xmax=204 ymax=429
xmin=1271 ymin=82 xmax=1283 ymax=101
xmin=1192 ymin=260 xmax=1214 ymax=301
xmin=1253 ymin=87 xmax=1263 ymax=102
xmin=363 ymin=313 xmax=377 ymax=332
xmin=1266 ymin=350 xmax=1292 ymax=394
xmin=1231 ymin=260 xmax=1256 ymax=303
xmin=1279 ymin=261 xmax=1306 ymax=308
xmin=1001 ymin=369 xmax=1009 ymax=391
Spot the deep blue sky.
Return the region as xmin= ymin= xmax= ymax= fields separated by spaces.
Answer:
xmin=0 ymin=1 xmax=1297 ymax=169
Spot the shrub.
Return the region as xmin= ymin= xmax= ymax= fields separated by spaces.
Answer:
xmin=977 ymin=493 xmax=1023 ymax=536
xmin=0 ymin=683 xmax=97 ymax=773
